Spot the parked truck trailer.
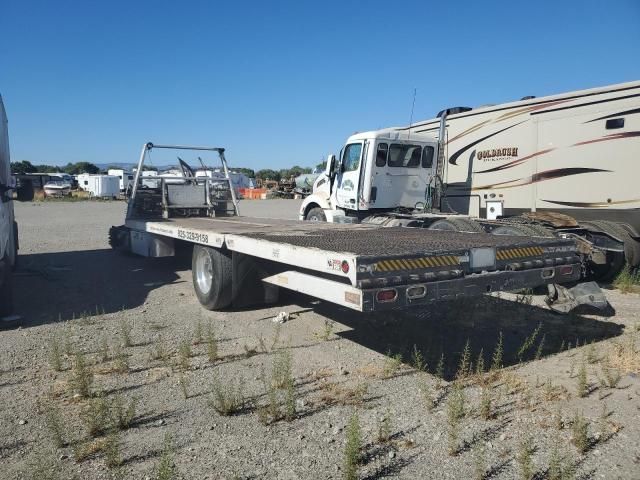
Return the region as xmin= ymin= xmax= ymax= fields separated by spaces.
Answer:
xmin=301 ymin=81 xmax=640 ymax=281
xmin=110 ymin=143 xmax=605 ymax=314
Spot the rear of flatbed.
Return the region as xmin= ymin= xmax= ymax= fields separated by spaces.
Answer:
xmin=123 ymin=215 xmax=583 ymax=312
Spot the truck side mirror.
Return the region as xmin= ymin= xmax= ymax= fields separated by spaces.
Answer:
xmin=326 ymin=154 xmax=337 ymax=179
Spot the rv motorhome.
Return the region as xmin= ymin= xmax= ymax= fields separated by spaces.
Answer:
xmin=0 ymin=94 xmax=18 ymax=316
xmin=300 ymin=81 xmax=640 ymax=281
xmin=108 ymin=168 xmax=134 ymax=193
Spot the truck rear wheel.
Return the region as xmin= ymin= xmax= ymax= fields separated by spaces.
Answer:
xmin=581 ymin=220 xmax=640 ymax=268
xmin=428 ymin=218 xmax=484 ymax=233
xmin=491 ymin=224 xmax=552 ymax=237
xmin=192 ymin=245 xmax=233 ymax=310
xmin=580 ymin=220 xmax=636 ymax=281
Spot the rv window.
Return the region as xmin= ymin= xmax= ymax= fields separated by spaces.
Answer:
xmin=605 ymin=118 xmax=624 ymax=130
xmin=342 ymin=143 xmax=362 ymax=172
xmin=388 ymin=144 xmax=422 ymax=168
xmin=422 ymin=146 xmax=435 ymax=168
xmin=84 ymin=181 xmax=88 ymax=186
xmin=376 ymin=143 xmax=388 ymax=167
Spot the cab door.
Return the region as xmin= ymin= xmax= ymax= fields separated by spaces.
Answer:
xmin=335 ymin=141 xmax=364 ymax=210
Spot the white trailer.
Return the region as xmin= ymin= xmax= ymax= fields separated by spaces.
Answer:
xmin=301 ymin=81 xmax=640 ymax=280
xmin=0 ymin=94 xmax=18 ymax=316
xmin=78 ymin=174 xmax=120 ymax=198
xmin=108 ymin=169 xmax=134 ymax=192
xmin=109 ymin=142 xmax=605 ymax=314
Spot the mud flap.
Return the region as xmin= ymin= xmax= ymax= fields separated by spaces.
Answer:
xmin=545 ymin=281 xmax=609 ymax=314
xmin=232 ymin=252 xmax=279 ymax=308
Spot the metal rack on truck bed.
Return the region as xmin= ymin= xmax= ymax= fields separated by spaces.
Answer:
xmin=109 ymin=143 xmax=607 ymax=313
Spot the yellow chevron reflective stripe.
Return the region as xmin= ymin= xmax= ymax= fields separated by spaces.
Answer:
xmin=496 ymin=247 xmax=545 ymax=261
xmin=373 ymin=255 xmax=460 ymax=272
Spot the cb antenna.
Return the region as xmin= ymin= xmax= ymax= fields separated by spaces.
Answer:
xmin=408 ymin=87 xmax=417 ymax=139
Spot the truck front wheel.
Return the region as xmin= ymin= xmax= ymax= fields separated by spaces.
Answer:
xmin=192 ymin=245 xmax=233 ymax=310
xmin=305 ymin=207 xmax=326 ymax=222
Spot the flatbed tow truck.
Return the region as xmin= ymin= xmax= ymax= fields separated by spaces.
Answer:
xmin=109 ymin=143 xmax=606 ymax=314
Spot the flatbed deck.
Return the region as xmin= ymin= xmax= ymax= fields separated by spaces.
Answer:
xmin=127 ymin=216 xmax=570 ymax=253
xmin=126 ymin=215 xmax=579 ymax=288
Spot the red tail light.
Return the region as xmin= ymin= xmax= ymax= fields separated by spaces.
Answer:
xmin=559 ymin=265 xmax=574 ymax=276
xmin=376 ymin=289 xmax=398 ymax=303
xmin=341 ymin=260 xmax=350 ymax=274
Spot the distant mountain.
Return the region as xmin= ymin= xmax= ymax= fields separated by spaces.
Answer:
xmin=95 ymin=162 xmax=255 ymax=174
xmin=95 ymin=162 xmax=137 ymax=171
xmin=95 ymin=162 xmax=174 ymax=171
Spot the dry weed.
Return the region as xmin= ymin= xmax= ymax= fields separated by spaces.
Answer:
xmin=606 ymin=336 xmax=639 ymax=374
xmin=317 ymin=381 xmax=368 ymax=407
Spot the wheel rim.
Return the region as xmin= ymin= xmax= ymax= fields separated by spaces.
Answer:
xmin=195 ymin=249 xmax=213 ymax=293
xmin=308 ymin=214 xmax=320 ymax=221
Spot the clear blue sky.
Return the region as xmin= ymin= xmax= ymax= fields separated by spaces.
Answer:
xmin=2 ymin=0 xmax=639 ymax=170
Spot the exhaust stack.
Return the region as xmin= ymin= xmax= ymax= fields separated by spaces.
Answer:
xmin=432 ymin=110 xmax=448 ymax=212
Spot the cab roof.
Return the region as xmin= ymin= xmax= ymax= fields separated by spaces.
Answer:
xmin=346 ymin=129 xmax=437 ymax=143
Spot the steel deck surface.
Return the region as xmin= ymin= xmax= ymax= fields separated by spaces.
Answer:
xmin=156 ymin=216 xmax=570 ymax=257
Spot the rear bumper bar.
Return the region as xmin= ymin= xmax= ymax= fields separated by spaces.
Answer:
xmin=263 ymin=263 xmax=582 ymax=313
xmin=360 ymin=263 xmax=581 ymax=311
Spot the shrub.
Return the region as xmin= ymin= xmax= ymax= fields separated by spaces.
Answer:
xmin=343 ymin=411 xmax=362 ymax=480
xmin=571 ymin=411 xmax=589 ymax=453
xmin=209 ymin=376 xmax=245 ymax=416
xmin=48 ymin=335 xmax=64 ymax=372
xmin=70 ymin=352 xmax=93 ymax=397
xmin=516 ymin=435 xmax=535 ymax=480
xmin=119 ymin=319 xmax=133 ymax=347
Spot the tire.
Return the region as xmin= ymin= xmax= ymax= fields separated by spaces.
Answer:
xmin=522 ymin=224 xmax=554 ymax=237
xmin=428 ymin=218 xmax=484 ymax=233
xmin=0 ymin=259 xmax=13 ymax=317
xmin=108 ymin=225 xmax=131 ymax=254
xmin=491 ymin=224 xmax=541 ymax=237
xmin=580 ymin=220 xmax=636 ymax=281
xmin=590 ymin=220 xmax=640 ymax=268
xmin=191 ymin=245 xmax=233 ymax=310
xmin=305 ymin=207 xmax=326 ymax=222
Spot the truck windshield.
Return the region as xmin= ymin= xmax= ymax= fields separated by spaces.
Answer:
xmin=388 ymin=144 xmax=422 ymax=168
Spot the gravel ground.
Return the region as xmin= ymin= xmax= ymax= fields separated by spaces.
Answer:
xmin=1 ymin=199 xmax=639 ymax=479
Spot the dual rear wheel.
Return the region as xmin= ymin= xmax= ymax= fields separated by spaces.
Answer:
xmin=191 ymin=245 xmax=233 ymax=310
xmin=580 ymin=220 xmax=639 ymax=281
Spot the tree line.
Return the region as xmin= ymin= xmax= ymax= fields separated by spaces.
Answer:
xmin=255 ymin=164 xmax=324 ymax=181
xmin=11 ymin=160 xmax=326 ymax=180
xmin=10 ymin=160 xmax=100 ymax=175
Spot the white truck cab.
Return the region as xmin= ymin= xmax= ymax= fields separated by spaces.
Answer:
xmin=300 ymin=130 xmax=439 ymax=221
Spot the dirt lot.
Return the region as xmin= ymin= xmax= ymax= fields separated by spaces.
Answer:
xmin=2 ymin=200 xmax=639 ymax=479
